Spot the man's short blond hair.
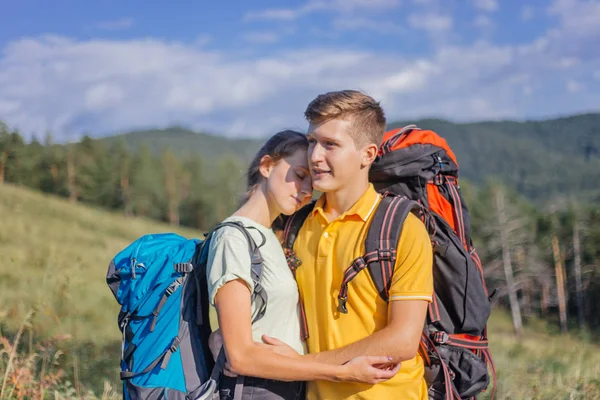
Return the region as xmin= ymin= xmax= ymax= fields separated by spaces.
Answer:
xmin=304 ymin=90 xmax=386 ymax=147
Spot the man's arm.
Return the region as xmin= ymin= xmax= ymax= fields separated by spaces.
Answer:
xmin=309 ymin=299 xmax=428 ymax=365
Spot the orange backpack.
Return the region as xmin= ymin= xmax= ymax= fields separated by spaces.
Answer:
xmin=371 ymin=125 xmax=496 ymax=399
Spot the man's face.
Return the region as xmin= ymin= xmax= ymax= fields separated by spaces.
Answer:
xmin=306 ymin=118 xmax=367 ymax=193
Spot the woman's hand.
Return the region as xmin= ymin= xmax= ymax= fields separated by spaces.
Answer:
xmin=340 ymin=356 xmax=401 ymax=384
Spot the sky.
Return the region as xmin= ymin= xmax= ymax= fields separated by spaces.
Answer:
xmin=1 ymin=0 xmax=599 ymax=140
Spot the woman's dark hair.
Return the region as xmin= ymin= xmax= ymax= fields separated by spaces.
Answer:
xmin=242 ymin=129 xmax=308 ymax=204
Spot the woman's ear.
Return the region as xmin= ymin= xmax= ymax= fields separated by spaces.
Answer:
xmin=259 ymin=155 xmax=274 ymax=179
xmin=361 ymin=143 xmax=379 ymax=168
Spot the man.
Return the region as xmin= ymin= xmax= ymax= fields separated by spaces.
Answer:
xmin=264 ymin=90 xmax=433 ymax=399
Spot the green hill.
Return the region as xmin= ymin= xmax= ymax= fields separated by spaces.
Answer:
xmin=100 ymin=113 xmax=600 ymax=204
xmin=101 ymin=126 xmax=267 ymax=165
xmin=1 ymin=184 xmax=599 ymax=399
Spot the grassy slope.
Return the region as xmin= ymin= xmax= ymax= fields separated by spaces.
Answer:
xmin=1 ymin=184 xmax=599 ymax=399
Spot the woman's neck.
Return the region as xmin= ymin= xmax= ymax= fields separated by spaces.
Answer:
xmin=232 ymin=187 xmax=278 ymax=228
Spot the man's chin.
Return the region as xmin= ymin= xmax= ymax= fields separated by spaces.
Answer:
xmin=312 ymin=181 xmax=337 ymax=193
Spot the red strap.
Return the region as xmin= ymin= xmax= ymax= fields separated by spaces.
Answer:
xmin=423 ymin=335 xmax=461 ymax=400
xmin=338 ymin=249 xmax=396 ymax=313
xmin=469 ymin=249 xmax=489 ymax=297
xmin=298 ymin=302 xmax=309 ymax=340
xmin=429 ymin=294 xmax=441 ymax=323
xmin=377 ymin=196 xmax=407 ymax=300
xmin=380 ymin=125 xmax=419 ymax=155
xmin=445 ymin=178 xmax=468 ymax=251
xmin=284 ymin=248 xmax=309 ymax=340
xmin=446 ymin=336 xmax=488 ymax=350
xmin=419 ymin=332 xmax=431 ymax=367
xmin=482 ymin=348 xmax=497 ymax=400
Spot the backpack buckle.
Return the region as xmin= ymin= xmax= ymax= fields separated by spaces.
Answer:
xmin=119 ymin=313 xmax=131 ymax=330
xmin=174 ymin=262 xmax=193 ymax=273
xmin=377 ymin=249 xmax=396 ymax=261
xmin=433 ymin=174 xmax=444 ymax=186
xmin=285 ymin=248 xmax=302 ymax=271
xmin=165 ymin=284 xmax=177 ymax=296
xmin=431 ymin=331 xmax=449 ymax=344
xmin=337 ymin=296 xmax=348 ymax=314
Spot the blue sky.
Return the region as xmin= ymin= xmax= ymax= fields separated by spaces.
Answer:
xmin=1 ymin=0 xmax=599 ymax=140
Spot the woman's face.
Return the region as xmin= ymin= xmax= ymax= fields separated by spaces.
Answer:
xmin=262 ymin=148 xmax=313 ymax=216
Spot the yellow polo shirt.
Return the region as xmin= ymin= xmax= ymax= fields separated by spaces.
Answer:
xmin=294 ymin=185 xmax=433 ymax=400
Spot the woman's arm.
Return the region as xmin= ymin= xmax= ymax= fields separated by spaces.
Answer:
xmin=215 ymin=278 xmax=399 ymax=383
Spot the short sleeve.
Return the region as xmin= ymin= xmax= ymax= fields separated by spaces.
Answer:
xmin=388 ymin=213 xmax=434 ymax=302
xmin=206 ymin=228 xmax=254 ymax=306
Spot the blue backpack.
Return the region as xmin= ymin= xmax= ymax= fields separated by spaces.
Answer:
xmin=106 ymin=222 xmax=268 ymax=400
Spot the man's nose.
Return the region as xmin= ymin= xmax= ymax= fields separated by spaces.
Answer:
xmin=309 ymin=142 xmax=324 ymax=164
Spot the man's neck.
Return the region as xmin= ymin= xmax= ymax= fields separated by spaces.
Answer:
xmin=322 ymin=180 xmax=370 ymax=222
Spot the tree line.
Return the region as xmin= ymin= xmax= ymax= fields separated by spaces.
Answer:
xmin=1 ymin=121 xmax=599 ymax=336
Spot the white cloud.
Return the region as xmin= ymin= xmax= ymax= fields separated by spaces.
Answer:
xmin=542 ymin=0 xmax=600 ymax=61
xmin=244 ymin=9 xmax=300 ymax=22
xmin=547 ymin=0 xmax=600 ymax=38
xmin=1 ymin=6 xmax=599 ymax=141
xmin=243 ymin=32 xmax=280 ymax=44
xmin=521 ymin=5 xmax=535 ymax=21
xmin=195 ymin=35 xmax=212 ymax=47
xmin=408 ymin=12 xmax=453 ymax=32
xmin=566 ymin=79 xmax=582 ymax=92
xmin=473 ymin=15 xmax=494 ymax=29
xmin=473 ymin=0 xmax=499 ymax=12
xmin=93 ymin=18 xmax=134 ymax=31
xmin=333 ymin=17 xmax=404 ymax=34
xmin=85 ymin=83 xmax=125 ymax=110
xmin=557 ymin=57 xmax=580 ymax=69
xmin=244 ymin=0 xmax=399 ymax=21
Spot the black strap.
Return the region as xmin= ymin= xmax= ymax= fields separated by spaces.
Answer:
xmin=281 ymin=202 xmax=315 ymax=339
xmin=361 ymin=194 xmax=421 ymax=302
xmin=120 ymin=336 xmax=181 ymax=380
xmin=209 ymin=221 xmax=268 ymax=324
xmin=282 ymin=201 xmax=316 ymax=253
xmin=123 ymin=343 xmax=136 ymax=367
xmin=150 ymin=277 xmax=184 ymax=331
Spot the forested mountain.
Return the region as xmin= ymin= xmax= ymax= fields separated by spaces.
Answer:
xmin=100 ymin=113 xmax=600 ymax=203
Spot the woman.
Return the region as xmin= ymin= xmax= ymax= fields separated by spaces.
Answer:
xmin=206 ymin=130 xmax=399 ymax=400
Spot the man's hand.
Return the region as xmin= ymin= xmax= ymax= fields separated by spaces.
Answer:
xmin=208 ymin=329 xmax=237 ymax=377
xmin=261 ymin=335 xmax=302 ymax=359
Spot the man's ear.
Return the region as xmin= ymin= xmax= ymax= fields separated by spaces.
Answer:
xmin=361 ymin=143 xmax=379 ymax=168
xmin=259 ymin=155 xmax=274 ymax=179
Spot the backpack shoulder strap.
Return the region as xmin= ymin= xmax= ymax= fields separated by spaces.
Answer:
xmin=337 ymin=194 xmax=428 ymax=313
xmin=279 ymin=201 xmax=316 ymax=340
xmin=365 ymin=194 xmax=427 ymax=302
xmin=210 ymin=221 xmax=268 ymax=323
xmin=282 ymin=201 xmax=316 ymax=250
